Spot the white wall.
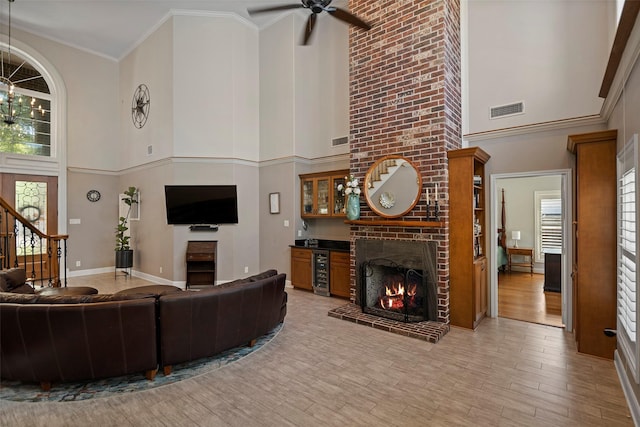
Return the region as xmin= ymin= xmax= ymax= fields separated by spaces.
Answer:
xmin=120 ymin=18 xmax=174 ymax=168
xmin=173 ymin=14 xmax=259 ymax=160
xmin=259 ymin=15 xmax=296 ymax=161
xmin=258 ymin=12 xmax=350 ymax=162
xmin=293 ymin=12 xmax=350 ymax=159
xmin=496 ymin=175 xmax=561 ymax=253
xmin=464 ymin=0 xmax=614 ymax=135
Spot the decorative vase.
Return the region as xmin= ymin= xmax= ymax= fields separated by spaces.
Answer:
xmin=346 ymin=194 xmax=360 ymax=220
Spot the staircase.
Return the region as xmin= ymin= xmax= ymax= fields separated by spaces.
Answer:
xmin=367 ymin=158 xmax=399 ymax=193
xmin=0 ymin=196 xmax=68 ymax=288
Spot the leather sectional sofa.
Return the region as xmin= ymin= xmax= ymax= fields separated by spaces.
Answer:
xmin=0 ymin=269 xmax=287 ymax=390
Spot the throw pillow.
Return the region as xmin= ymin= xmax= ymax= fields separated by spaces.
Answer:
xmin=0 ymin=268 xmax=27 ymax=291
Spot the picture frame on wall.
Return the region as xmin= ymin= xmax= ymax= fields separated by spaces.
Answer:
xmin=269 ymin=192 xmax=280 ymax=214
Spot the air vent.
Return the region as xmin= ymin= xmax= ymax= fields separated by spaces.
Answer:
xmin=332 ymin=136 xmax=348 ymax=147
xmin=490 ymin=102 xmax=525 ymax=119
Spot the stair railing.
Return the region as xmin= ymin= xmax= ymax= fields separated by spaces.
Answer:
xmin=0 ymin=196 xmax=68 ymax=288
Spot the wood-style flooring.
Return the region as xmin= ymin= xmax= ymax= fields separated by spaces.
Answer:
xmin=0 ymin=273 xmax=632 ymax=426
xmin=498 ymin=271 xmax=563 ymax=328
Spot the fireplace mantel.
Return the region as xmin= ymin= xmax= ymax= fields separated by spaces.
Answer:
xmin=345 ymin=219 xmax=445 ymax=228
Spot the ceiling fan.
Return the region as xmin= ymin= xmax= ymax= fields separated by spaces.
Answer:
xmin=248 ymin=0 xmax=372 ymax=45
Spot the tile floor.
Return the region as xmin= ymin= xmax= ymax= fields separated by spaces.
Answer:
xmin=0 ymin=273 xmax=633 ymax=426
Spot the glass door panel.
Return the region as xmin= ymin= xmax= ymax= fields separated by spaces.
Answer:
xmin=302 ymin=179 xmax=314 ymax=215
xmin=15 ymin=180 xmax=48 ymax=257
xmin=333 ymin=176 xmax=346 ymax=215
xmin=316 ymin=178 xmax=330 ymax=215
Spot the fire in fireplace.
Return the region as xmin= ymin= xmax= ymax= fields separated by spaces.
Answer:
xmin=361 ymin=262 xmax=426 ymax=322
xmin=356 ymin=239 xmax=438 ymax=323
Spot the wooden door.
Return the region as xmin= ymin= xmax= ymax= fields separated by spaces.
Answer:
xmin=0 ymin=173 xmax=58 ymax=280
xmin=568 ymin=130 xmax=617 ymax=359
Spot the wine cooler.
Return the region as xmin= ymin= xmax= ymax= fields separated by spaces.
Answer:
xmin=312 ymin=250 xmax=330 ymax=296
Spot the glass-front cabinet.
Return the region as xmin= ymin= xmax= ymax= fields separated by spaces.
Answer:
xmin=300 ymin=169 xmax=349 ymax=218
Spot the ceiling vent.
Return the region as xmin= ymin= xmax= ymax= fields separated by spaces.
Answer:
xmin=332 ymin=136 xmax=349 ymax=147
xmin=490 ymin=102 xmax=525 ymax=119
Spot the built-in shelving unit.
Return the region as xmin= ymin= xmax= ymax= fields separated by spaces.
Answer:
xmin=300 ymin=169 xmax=349 ymax=218
xmin=447 ymin=147 xmax=490 ymax=330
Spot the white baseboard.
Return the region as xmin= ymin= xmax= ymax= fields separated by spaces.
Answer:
xmin=66 ymin=267 xmax=114 ymax=278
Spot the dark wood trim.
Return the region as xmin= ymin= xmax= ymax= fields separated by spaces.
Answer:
xmin=599 ymin=0 xmax=640 ymax=98
xmin=446 ymin=146 xmax=491 ymax=163
xmin=566 ymin=129 xmax=618 ymax=153
xmin=345 ymin=219 xmax=444 ymax=227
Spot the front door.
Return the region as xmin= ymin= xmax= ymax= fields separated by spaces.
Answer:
xmin=0 ymin=173 xmax=58 ymax=281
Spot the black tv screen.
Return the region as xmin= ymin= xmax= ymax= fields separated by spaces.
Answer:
xmin=164 ymin=185 xmax=238 ymax=225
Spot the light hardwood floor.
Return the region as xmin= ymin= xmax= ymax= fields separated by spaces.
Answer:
xmin=0 ymin=274 xmax=632 ymax=426
xmin=498 ymin=271 xmax=563 ymax=328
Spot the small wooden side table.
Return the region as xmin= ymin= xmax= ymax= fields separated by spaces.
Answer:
xmin=186 ymin=241 xmax=217 ymax=289
xmin=507 ymin=247 xmax=534 ymax=275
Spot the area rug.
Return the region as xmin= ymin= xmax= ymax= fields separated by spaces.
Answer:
xmin=0 ymin=323 xmax=282 ymax=403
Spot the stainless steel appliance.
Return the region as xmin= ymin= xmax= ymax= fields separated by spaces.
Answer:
xmin=312 ymin=249 xmax=330 ymax=296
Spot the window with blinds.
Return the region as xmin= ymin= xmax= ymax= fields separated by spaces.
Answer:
xmin=617 ymin=134 xmax=638 ymax=382
xmin=535 ymin=191 xmax=562 ymax=262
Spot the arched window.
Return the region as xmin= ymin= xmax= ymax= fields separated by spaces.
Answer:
xmin=0 ymin=47 xmax=51 ymax=156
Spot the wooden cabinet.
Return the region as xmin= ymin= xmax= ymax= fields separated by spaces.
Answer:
xmin=290 ymin=247 xmax=350 ymax=297
xmin=447 ymin=147 xmax=490 ymax=329
xmin=300 ymin=170 xmax=349 ymax=218
xmin=544 ymin=252 xmax=561 ymax=293
xmin=186 ymin=241 xmax=217 ymax=289
xmin=474 ymin=257 xmax=487 ymax=324
xmin=291 ymin=247 xmax=312 ymax=290
xmin=568 ymin=130 xmax=617 ymax=359
xmin=330 ymin=251 xmax=350 ymax=298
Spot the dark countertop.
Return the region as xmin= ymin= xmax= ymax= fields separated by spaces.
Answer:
xmin=290 ymin=239 xmax=350 ymax=252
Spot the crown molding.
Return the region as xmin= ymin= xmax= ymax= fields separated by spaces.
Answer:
xmin=463 ymin=115 xmax=605 ymax=143
xmin=68 ymin=153 xmax=350 ymax=176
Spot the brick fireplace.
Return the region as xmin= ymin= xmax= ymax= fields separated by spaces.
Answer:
xmin=330 ymin=0 xmax=462 ymax=339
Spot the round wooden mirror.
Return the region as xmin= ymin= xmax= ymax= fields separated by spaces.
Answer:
xmin=364 ymin=155 xmax=422 ymax=218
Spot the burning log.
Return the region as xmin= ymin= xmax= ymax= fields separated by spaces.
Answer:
xmin=378 ymin=282 xmax=417 ymax=310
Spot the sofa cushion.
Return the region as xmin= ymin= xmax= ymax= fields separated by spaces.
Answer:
xmin=248 ymin=269 xmax=278 ymax=281
xmin=215 ymin=269 xmax=279 ymax=289
xmin=0 ymin=268 xmax=28 ymax=292
xmin=8 ymin=284 xmax=35 ymax=294
xmin=0 ymin=292 xmax=152 ymax=304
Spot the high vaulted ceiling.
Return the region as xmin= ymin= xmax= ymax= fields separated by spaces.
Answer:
xmin=3 ymin=0 xmax=348 ymax=60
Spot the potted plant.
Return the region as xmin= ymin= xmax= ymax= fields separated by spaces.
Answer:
xmin=115 ymin=186 xmax=138 ymax=269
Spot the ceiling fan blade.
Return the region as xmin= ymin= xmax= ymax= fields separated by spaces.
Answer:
xmin=248 ymin=4 xmax=304 ymax=15
xmin=303 ymin=13 xmax=317 ymax=45
xmin=327 ymin=7 xmax=372 ymax=31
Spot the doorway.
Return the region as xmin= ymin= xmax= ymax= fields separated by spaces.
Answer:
xmin=489 ymin=170 xmax=571 ymax=329
xmin=1 ymin=173 xmax=59 ymax=279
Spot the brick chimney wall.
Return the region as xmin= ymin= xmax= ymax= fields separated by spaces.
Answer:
xmin=348 ymin=0 xmax=462 ymax=324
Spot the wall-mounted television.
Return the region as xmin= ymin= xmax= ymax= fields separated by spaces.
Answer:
xmin=164 ymin=185 xmax=238 ymax=225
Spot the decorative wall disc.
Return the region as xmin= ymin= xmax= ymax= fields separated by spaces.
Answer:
xmin=131 ymin=84 xmax=150 ymax=128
